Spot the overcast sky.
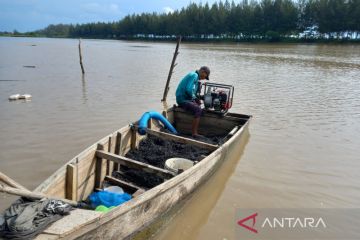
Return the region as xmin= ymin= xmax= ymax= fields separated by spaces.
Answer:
xmin=0 ymin=0 xmax=219 ymax=32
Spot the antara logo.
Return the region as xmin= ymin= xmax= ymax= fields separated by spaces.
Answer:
xmin=237 ymin=213 xmax=258 ymax=234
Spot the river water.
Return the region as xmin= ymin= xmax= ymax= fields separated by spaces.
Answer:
xmin=0 ymin=37 xmax=359 ymax=239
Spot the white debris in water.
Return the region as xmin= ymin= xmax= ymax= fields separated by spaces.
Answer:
xmin=19 ymin=94 xmax=32 ymax=100
xmin=9 ymin=94 xmax=32 ymax=101
xmin=8 ymin=94 xmax=21 ymax=100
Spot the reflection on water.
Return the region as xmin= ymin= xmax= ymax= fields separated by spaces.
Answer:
xmin=81 ymin=74 xmax=87 ymax=104
xmin=0 ymin=37 xmax=360 ymax=239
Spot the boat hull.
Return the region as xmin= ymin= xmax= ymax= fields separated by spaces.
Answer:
xmin=30 ymin=108 xmax=251 ymax=240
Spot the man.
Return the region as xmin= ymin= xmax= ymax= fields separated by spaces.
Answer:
xmin=175 ymin=66 xmax=210 ymax=137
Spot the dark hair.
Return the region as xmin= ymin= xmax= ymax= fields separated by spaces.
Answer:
xmin=199 ymin=66 xmax=210 ymax=80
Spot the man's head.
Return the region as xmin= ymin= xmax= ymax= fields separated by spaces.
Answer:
xmin=199 ymin=66 xmax=210 ymax=80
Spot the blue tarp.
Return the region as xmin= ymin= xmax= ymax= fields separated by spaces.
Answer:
xmin=89 ymin=191 xmax=132 ymax=208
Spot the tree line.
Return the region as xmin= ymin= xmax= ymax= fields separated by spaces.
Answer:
xmin=30 ymin=0 xmax=360 ymax=41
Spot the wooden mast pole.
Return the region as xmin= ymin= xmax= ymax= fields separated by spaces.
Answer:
xmin=161 ymin=36 xmax=182 ymax=102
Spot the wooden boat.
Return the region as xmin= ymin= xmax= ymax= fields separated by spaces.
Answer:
xmin=18 ymin=106 xmax=250 ymax=239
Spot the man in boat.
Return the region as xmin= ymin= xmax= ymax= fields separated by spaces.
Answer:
xmin=175 ymin=66 xmax=210 ymax=137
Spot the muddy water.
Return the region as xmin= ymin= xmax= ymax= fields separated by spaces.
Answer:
xmin=1 ymin=37 xmax=360 ymax=239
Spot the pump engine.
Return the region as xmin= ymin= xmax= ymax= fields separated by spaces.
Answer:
xmin=198 ymin=82 xmax=234 ymax=115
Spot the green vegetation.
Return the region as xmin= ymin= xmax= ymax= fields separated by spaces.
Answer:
xmin=4 ymin=0 xmax=360 ymax=42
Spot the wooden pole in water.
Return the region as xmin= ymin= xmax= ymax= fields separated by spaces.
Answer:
xmin=161 ymin=36 xmax=182 ymax=102
xmin=78 ymin=39 xmax=85 ymax=74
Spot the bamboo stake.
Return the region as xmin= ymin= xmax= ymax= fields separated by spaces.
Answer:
xmin=161 ymin=36 xmax=182 ymax=102
xmin=78 ymin=39 xmax=85 ymax=74
xmin=0 ymin=171 xmax=78 ymax=207
xmin=0 ymin=184 xmax=78 ymax=207
xmin=0 ymin=171 xmax=28 ymax=191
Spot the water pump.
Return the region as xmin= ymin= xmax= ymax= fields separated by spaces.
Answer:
xmin=198 ymin=82 xmax=234 ymax=115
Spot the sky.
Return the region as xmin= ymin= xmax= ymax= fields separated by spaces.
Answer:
xmin=0 ymin=0 xmax=219 ymax=32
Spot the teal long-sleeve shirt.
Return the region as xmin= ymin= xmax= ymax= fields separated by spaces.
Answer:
xmin=175 ymin=71 xmax=199 ymax=105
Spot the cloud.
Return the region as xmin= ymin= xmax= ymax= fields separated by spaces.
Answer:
xmin=81 ymin=3 xmax=121 ymax=14
xmin=109 ymin=4 xmax=119 ymax=12
xmin=163 ymin=6 xmax=174 ymax=14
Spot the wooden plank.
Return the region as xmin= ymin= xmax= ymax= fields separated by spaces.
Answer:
xmin=106 ymin=136 xmax=116 ymax=175
xmin=77 ymin=151 xmax=96 ymax=187
xmin=43 ymin=175 xmax=67 ymax=199
xmin=175 ymin=119 xmax=231 ymax=136
xmin=66 ymin=164 xmax=77 ymax=201
xmin=79 ymin=140 xmax=109 ymax=200
xmin=175 ymin=107 xmax=249 ymax=120
xmin=95 ymin=144 xmax=105 ymax=189
xmin=35 ymin=233 xmax=59 ymax=240
xmin=96 ymin=150 xmax=175 ymax=179
xmin=106 ymin=136 xmax=112 ymax=175
xmin=131 ymin=126 xmax=147 ymax=151
xmin=146 ymin=128 xmax=218 ymax=151
xmin=113 ymin=132 xmax=122 ymax=171
xmin=77 ymin=174 xmax=95 ymax=201
xmin=173 ymin=109 xmax=237 ymax=135
xmin=105 ymin=175 xmax=144 ymax=193
xmin=120 ymin=127 xmax=133 ymax=156
xmin=42 ymin=209 xmax=102 ymax=237
xmin=174 ymin=107 xmax=248 ymax=125
xmin=76 ymin=149 xmax=97 ymax=201
xmin=177 ymin=111 xmax=238 ymax=128
xmin=130 ymin=127 xmax=137 ymax=150
xmin=114 ymin=132 xmax=122 ymax=155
